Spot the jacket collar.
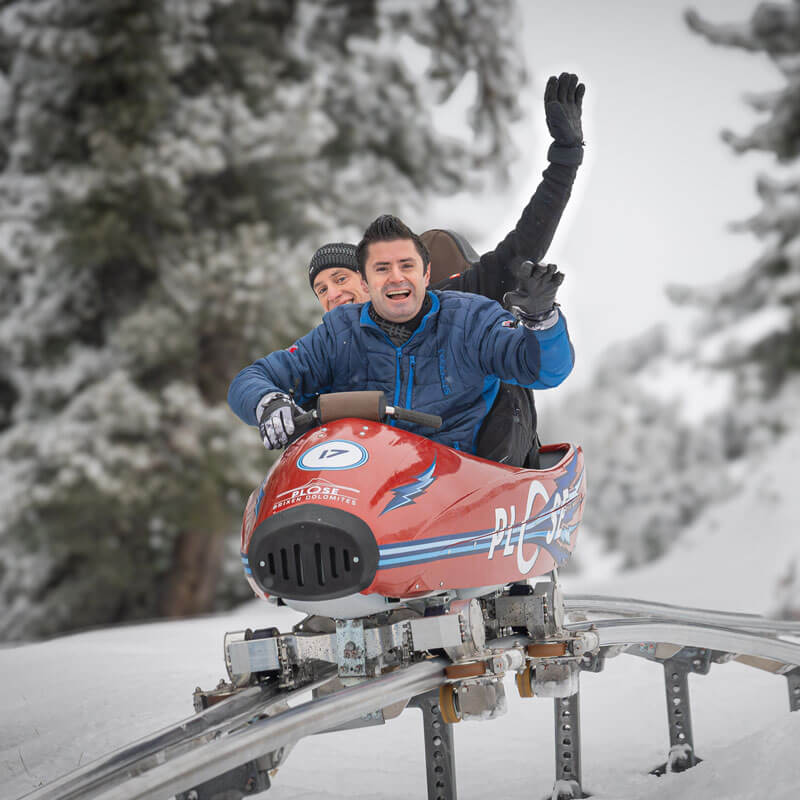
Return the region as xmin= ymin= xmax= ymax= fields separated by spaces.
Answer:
xmin=360 ymin=291 xmax=440 ymax=346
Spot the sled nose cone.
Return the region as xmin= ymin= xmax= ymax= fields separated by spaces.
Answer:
xmin=246 ymin=504 xmax=379 ymax=601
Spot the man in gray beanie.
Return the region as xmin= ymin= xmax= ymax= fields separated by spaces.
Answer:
xmin=307 ymin=242 xmax=363 ymax=312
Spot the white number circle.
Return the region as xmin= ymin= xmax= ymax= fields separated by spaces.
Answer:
xmin=298 ymin=440 xmax=368 ymax=471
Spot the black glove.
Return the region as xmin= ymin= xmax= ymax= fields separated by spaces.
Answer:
xmin=257 ymin=393 xmax=297 ymax=449
xmin=545 ymin=72 xmax=585 ymax=165
xmin=503 ymin=262 xmax=564 ymax=323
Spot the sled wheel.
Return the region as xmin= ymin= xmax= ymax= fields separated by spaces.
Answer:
xmin=515 ymin=667 xmax=535 ymax=699
xmin=527 ymin=642 xmax=568 ymax=658
xmin=445 ymin=661 xmax=486 ymax=679
xmin=438 ymin=684 xmax=461 ymax=724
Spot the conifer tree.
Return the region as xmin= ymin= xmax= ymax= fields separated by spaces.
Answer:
xmin=681 ymin=4 xmax=800 ymax=395
xmin=684 ymin=1 xmax=800 ymax=618
xmin=0 ymin=0 xmax=525 ymax=639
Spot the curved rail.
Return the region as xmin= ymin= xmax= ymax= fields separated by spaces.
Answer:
xmin=566 ymin=617 xmax=800 ymax=665
xmin=19 ymin=677 xmax=331 ymax=800
xmin=23 ymin=659 xmax=447 ymax=800
xmin=566 ymin=595 xmax=800 ymax=636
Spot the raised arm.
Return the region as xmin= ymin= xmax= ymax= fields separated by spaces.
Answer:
xmin=435 ymin=73 xmax=585 ymax=302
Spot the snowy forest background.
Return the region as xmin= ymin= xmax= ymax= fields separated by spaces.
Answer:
xmin=0 ymin=0 xmax=799 ymax=643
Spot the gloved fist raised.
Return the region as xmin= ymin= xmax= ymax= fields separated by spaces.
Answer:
xmin=545 ymin=72 xmax=585 ymax=164
xmin=503 ymin=261 xmax=565 ymax=324
xmin=257 ymin=393 xmax=298 ymax=449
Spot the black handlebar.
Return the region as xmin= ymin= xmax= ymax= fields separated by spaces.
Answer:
xmin=290 ymin=392 xmax=442 ymax=434
xmin=293 ymin=409 xmax=317 ymax=429
xmin=389 ymin=405 xmax=442 ymax=430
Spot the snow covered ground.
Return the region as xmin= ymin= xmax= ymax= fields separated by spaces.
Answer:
xmin=3 ymin=432 xmax=800 ymax=800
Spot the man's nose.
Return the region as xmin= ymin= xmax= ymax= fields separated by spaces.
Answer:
xmin=330 ymin=281 xmax=350 ymax=301
xmin=387 ymin=265 xmax=406 ymax=282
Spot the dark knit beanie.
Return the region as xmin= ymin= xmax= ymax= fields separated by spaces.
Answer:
xmin=308 ymin=243 xmax=359 ymax=289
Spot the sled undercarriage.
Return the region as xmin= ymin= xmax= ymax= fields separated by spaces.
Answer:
xmin=23 ymin=577 xmax=800 ymax=800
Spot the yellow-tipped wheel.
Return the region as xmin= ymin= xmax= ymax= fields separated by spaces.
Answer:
xmin=438 ymin=684 xmax=461 ymax=724
xmin=515 ymin=666 xmax=535 ymax=699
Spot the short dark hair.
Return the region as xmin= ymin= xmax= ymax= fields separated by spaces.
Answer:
xmin=356 ymin=215 xmax=431 ymax=276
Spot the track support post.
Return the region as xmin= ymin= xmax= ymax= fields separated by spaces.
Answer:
xmin=552 ymin=686 xmax=585 ymax=799
xmin=410 ymin=689 xmax=458 ymax=800
xmin=651 ymin=648 xmax=711 ymax=774
xmin=787 ymin=667 xmax=800 ymax=712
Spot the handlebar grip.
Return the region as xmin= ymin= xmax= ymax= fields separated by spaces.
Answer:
xmin=293 ymin=410 xmax=316 ymax=429
xmin=391 ymin=406 xmax=442 ymax=430
xmin=284 ymin=408 xmax=317 ymax=447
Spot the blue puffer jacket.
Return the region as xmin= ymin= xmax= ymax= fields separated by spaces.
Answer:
xmin=228 ymin=290 xmax=574 ymax=453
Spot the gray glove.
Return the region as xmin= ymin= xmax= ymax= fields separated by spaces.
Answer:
xmin=545 ymin=72 xmax=585 ymax=165
xmin=503 ymin=262 xmax=565 ymax=324
xmin=257 ymin=393 xmax=297 ymax=449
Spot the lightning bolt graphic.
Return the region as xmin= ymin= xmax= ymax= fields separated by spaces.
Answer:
xmin=380 ymin=458 xmax=437 ymax=515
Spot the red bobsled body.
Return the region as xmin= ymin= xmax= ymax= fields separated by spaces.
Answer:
xmin=240 ymin=419 xmax=585 ymax=615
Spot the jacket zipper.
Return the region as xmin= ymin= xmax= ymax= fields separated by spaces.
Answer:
xmin=406 ymin=355 xmax=415 ymax=410
xmin=389 ymin=348 xmax=403 ymax=426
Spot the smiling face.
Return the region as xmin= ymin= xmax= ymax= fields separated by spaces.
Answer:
xmin=363 ymin=239 xmax=430 ymax=323
xmin=312 ymin=267 xmax=369 ymax=312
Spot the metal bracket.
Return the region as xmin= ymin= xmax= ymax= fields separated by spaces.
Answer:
xmin=410 ymin=690 xmax=458 ymax=800
xmin=175 ymin=759 xmax=271 ymax=800
xmin=650 ymin=648 xmax=711 ymax=775
xmin=578 ymin=649 xmax=606 ymax=674
xmin=336 ymin=618 xmax=367 ymax=679
xmin=276 ymin=635 xmax=293 ymax=687
xmin=496 ymin=579 xmax=564 ymax=638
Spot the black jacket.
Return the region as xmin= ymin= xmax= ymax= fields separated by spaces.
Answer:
xmin=432 ymin=161 xmax=578 ymax=302
xmin=430 ymin=156 xmax=580 ymax=466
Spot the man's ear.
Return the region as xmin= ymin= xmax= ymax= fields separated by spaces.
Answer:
xmin=360 ymin=276 xmax=369 ymax=293
xmin=424 ymin=263 xmax=430 ymax=287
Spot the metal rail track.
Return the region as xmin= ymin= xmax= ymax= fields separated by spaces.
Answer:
xmin=573 ymin=617 xmax=800 ymax=663
xmin=22 ymin=659 xmax=448 ymax=800
xmin=19 ymin=676 xmax=328 ymax=800
xmin=19 ymin=598 xmax=800 ymax=800
xmin=566 ymin=595 xmax=800 ymax=636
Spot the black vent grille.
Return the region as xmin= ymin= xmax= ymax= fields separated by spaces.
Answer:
xmin=247 ymin=504 xmax=379 ymax=601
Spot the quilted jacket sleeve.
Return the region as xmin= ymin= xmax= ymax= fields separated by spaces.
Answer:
xmin=227 ymin=323 xmax=336 ymax=425
xmin=468 ymin=297 xmax=575 ymax=390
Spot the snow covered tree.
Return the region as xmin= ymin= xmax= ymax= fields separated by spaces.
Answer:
xmin=680 ymin=4 xmax=800 ymax=406
xmin=680 ymin=1 xmax=800 ymax=616
xmin=0 ymin=0 xmax=525 ymax=640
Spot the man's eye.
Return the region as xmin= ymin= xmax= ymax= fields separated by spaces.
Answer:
xmin=317 ymin=286 xmax=326 ymax=296
xmin=336 ymin=276 xmax=346 ymax=284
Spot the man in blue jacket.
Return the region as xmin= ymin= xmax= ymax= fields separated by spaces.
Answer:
xmin=305 ymin=72 xmax=585 ymax=464
xmin=228 ymin=216 xmax=574 ymax=455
